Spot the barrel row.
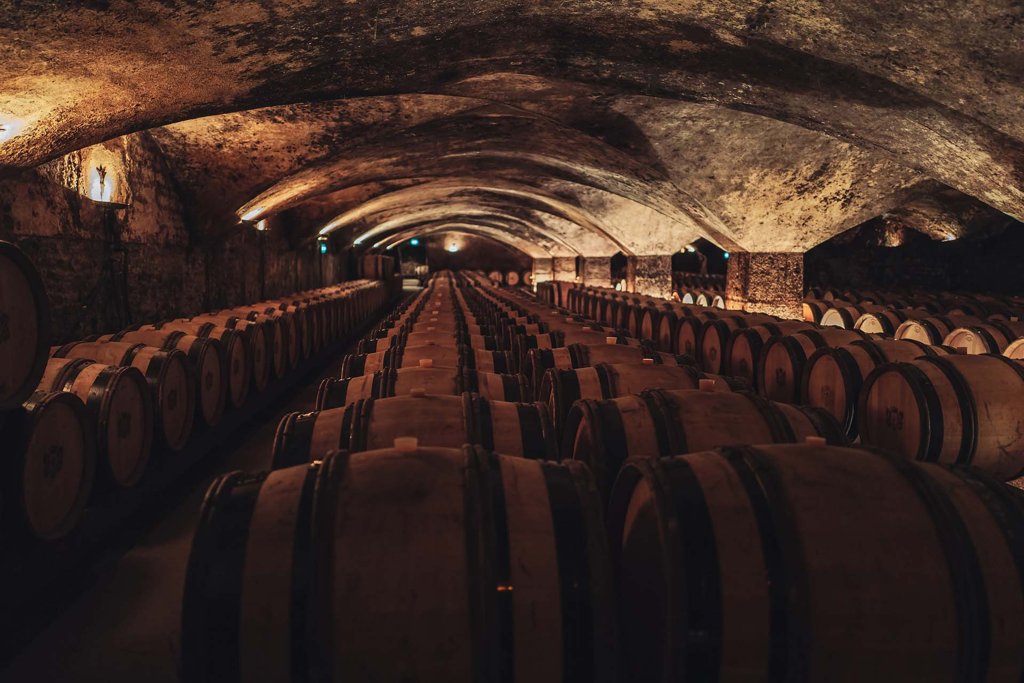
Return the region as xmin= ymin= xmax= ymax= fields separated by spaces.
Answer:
xmin=0 ymin=275 xmax=390 ymax=545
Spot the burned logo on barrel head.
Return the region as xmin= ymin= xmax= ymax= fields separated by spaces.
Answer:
xmin=43 ymin=444 xmax=64 ymax=479
xmin=885 ymin=406 xmax=904 ymax=431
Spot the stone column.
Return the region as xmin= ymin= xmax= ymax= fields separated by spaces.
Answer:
xmin=532 ymin=257 xmax=553 ymax=284
xmin=581 ymin=256 xmax=612 ymax=287
xmin=726 ymin=251 xmax=803 ymax=319
xmin=552 ymin=256 xmax=577 ymax=282
xmin=631 ymin=255 xmax=673 ymax=299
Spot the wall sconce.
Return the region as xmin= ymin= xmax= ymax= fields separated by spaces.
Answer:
xmin=0 ymin=119 xmax=24 ymax=144
xmin=685 ymin=244 xmax=697 ymax=253
xmin=317 ymin=235 xmax=328 ymax=254
xmin=447 ymin=243 xmax=459 ymax=253
xmin=409 ymin=238 xmax=420 ymax=246
xmin=255 ymin=219 xmax=268 ymax=232
xmin=240 ymin=207 xmax=265 ymax=222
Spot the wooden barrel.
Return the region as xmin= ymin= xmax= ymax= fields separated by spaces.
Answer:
xmin=0 ymin=391 xmax=95 ymax=541
xmin=487 ymin=270 xmax=503 ymax=284
xmin=38 ymin=358 xmax=153 ymax=489
xmin=0 ymin=240 xmax=51 ymax=411
xmin=181 ymin=445 xmax=615 ymax=683
xmin=698 ymin=313 xmax=778 ymax=374
xmin=190 ymin=314 xmax=270 ymax=394
xmin=653 ymin=307 xmax=693 ymax=352
xmin=340 ymin=344 xmax=515 ymax=377
xmin=853 ymin=308 xmax=917 ymax=336
xmin=801 ymin=299 xmax=833 ymax=323
xmin=539 ymin=363 xmax=740 ymax=438
xmin=271 ymin=393 xmax=557 ymax=467
xmin=819 ymin=303 xmax=886 ymax=329
xmin=608 ymin=443 xmax=1024 ymax=682
xmin=54 ymin=340 xmax=195 ymax=451
xmin=109 ymin=329 xmax=226 ymax=428
xmin=860 ymin=353 xmax=1024 ymax=479
xmin=228 ymin=310 xmax=289 ymax=378
xmin=895 ymin=314 xmax=984 ymax=345
xmin=526 ymin=343 xmax=693 ymax=397
xmin=316 ymin=367 xmax=530 ymax=408
xmin=562 ymin=387 xmax=845 ymax=498
xmin=758 ymin=328 xmax=867 ymax=404
xmin=522 ymin=270 xmax=534 ymax=286
xmin=357 ymin=329 xmax=498 ymax=354
xmin=150 ymin=321 xmax=251 ymax=409
xmin=505 ymin=270 xmax=520 ymax=286
xmin=674 ymin=311 xmax=721 ymax=358
xmin=943 ymin=320 xmax=1024 ymax=354
xmin=802 ymin=338 xmax=950 ymax=438
xmin=724 ymin=321 xmax=817 ymax=389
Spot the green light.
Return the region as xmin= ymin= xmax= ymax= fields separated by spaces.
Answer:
xmin=320 ymin=242 xmax=328 ymax=254
xmin=410 ymin=238 xmax=420 ymax=246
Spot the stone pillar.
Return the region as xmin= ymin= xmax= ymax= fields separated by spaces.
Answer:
xmin=631 ymin=255 xmax=673 ymax=299
xmin=553 ymin=256 xmax=577 ymax=282
xmin=726 ymin=251 xmax=803 ymax=319
xmin=532 ymin=257 xmax=553 ymax=284
xmin=581 ymin=256 xmax=612 ymax=287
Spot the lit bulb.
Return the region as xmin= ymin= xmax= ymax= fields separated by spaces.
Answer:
xmin=0 ymin=119 xmax=24 ymax=144
xmin=410 ymin=238 xmax=420 ymax=246
xmin=447 ymin=244 xmax=458 ymax=253
xmin=240 ymin=206 xmax=264 ymax=222
xmin=255 ymin=219 xmax=267 ymax=232
xmin=723 ymin=251 xmax=730 ymax=260
xmin=685 ymin=245 xmax=696 ymax=253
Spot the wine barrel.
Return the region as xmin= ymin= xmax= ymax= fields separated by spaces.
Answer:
xmin=271 ymin=393 xmax=557 ymax=467
xmin=522 ymin=270 xmax=534 ymax=286
xmin=0 ymin=391 xmax=95 ymax=541
xmin=108 ymin=329 xmax=226 ymax=428
xmin=860 ymin=353 xmax=1024 ymax=479
xmin=758 ymin=328 xmax=867 ymax=404
xmin=228 ymin=311 xmax=289 ymax=379
xmin=181 ymin=445 xmax=615 ymax=683
xmin=943 ymin=320 xmax=1024 ymax=354
xmin=608 ymin=443 xmax=1024 ymax=682
xmin=505 ymin=270 xmax=520 ymax=286
xmin=340 ymin=344 xmax=515 ymax=377
xmin=357 ymin=329 xmax=498 ymax=354
xmin=316 ymin=367 xmax=530 ymax=408
xmin=37 ymin=358 xmax=153 ymax=489
xmin=895 ymin=314 xmax=984 ymax=345
xmin=801 ymin=299 xmax=833 ymax=324
xmin=54 ymin=340 xmax=195 ymax=451
xmin=190 ymin=314 xmax=270 ymax=394
xmin=853 ymin=308 xmax=912 ymax=336
xmin=539 ymin=363 xmax=739 ymax=437
xmin=562 ymin=387 xmax=845 ymax=498
xmin=151 ymin=321 xmax=251 ymax=408
xmin=526 ymin=343 xmax=693 ymax=397
xmin=724 ymin=321 xmax=817 ymax=389
xmin=819 ymin=303 xmax=885 ymax=329
xmin=698 ymin=313 xmax=779 ymax=374
xmin=487 ymin=270 xmax=503 ymax=283
xmin=802 ymin=338 xmax=950 ymax=438
xmin=0 ymin=240 xmax=51 ymax=411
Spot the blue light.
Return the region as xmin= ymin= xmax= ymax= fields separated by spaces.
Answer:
xmin=319 ymin=242 xmax=328 ymax=254
xmin=409 ymin=238 xmax=420 ymax=246
xmin=723 ymin=251 xmax=730 ymax=260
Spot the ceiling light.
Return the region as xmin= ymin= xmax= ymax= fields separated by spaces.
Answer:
xmin=255 ymin=219 xmax=267 ymax=232
xmin=943 ymin=233 xmax=956 ymax=242
xmin=240 ymin=206 xmax=265 ymax=222
xmin=723 ymin=251 xmax=730 ymax=260
xmin=410 ymin=238 xmax=420 ymax=246
xmin=447 ymin=244 xmax=458 ymax=253
xmin=0 ymin=119 xmax=24 ymax=144
xmin=685 ymin=245 xmax=696 ymax=253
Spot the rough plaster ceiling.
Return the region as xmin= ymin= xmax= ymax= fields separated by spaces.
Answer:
xmin=1 ymin=1 xmax=1021 ymax=258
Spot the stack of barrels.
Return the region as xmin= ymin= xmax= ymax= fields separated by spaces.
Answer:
xmin=0 ymin=240 xmax=96 ymax=545
xmin=673 ymin=271 xmax=725 ymax=306
xmin=356 ymin=253 xmax=396 ymax=281
xmin=189 ymin=273 xmax=1024 ymax=682
xmin=1 ymin=238 xmax=391 ymax=552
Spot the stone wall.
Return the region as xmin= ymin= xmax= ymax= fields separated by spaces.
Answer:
xmin=0 ymin=135 xmax=341 ymax=343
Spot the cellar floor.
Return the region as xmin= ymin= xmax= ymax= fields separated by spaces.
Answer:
xmin=1 ymin=360 xmax=344 ymax=683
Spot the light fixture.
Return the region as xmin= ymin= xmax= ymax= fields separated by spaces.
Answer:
xmin=447 ymin=244 xmax=458 ymax=253
xmin=240 ymin=206 xmax=265 ymax=222
xmin=0 ymin=118 xmax=24 ymax=144
xmin=685 ymin=244 xmax=697 ymax=253
xmin=723 ymin=251 xmax=730 ymax=260
xmin=943 ymin=233 xmax=956 ymax=242
xmin=255 ymin=219 xmax=267 ymax=232
xmin=89 ymin=165 xmax=115 ymax=203
xmin=320 ymin=242 xmax=328 ymax=254
xmin=410 ymin=238 xmax=420 ymax=246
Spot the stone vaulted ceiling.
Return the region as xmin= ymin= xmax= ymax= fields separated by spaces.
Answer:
xmin=1 ymin=0 xmax=1021 ymax=258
